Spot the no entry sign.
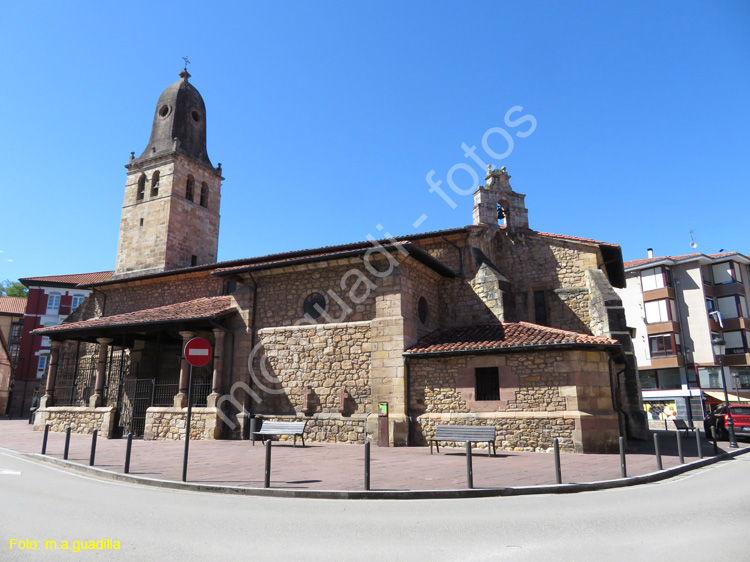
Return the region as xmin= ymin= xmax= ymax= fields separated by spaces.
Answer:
xmin=184 ymin=337 xmax=212 ymax=367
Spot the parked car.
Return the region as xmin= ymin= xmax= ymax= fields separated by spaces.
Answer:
xmin=704 ymin=404 xmax=750 ymax=440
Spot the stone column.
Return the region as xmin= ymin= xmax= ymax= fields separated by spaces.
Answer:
xmin=39 ymin=341 xmax=63 ymax=408
xmin=89 ymin=338 xmax=113 ymax=407
xmin=206 ymin=328 xmax=225 ymax=407
xmin=174 ymin=331 xmax=196 ymax=408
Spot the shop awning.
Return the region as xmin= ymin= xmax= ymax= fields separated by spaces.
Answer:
xmin=703 ymin=390 xmax=750 ymax=402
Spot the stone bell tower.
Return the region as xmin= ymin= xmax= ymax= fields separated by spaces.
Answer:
xmin=472 ymin=166 xmax=528 ymax=231
xmin=113 ymin=69 xmax=223 ymax=279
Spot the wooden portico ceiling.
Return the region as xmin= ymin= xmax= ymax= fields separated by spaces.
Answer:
xmin=30 ymin=296 xmax=236 ymax=343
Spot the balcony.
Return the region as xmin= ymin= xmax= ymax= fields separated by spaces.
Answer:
xmin=649 ymin=356 xmax=685 ymax=369
xmin=713 ymin=282 xmax=746 ymax=298
xmin=646 ymin=321 xmax=680 ymax=335
xmin=642 ymin=287 xmax=675 ymax=302
xmin=722 ymin=317 xmax=750 ymax=331
xmin=724 ymin=353 xmax=750 ymax=367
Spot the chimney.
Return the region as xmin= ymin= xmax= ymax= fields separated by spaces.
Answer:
xmin=647 ymin=248 xmax=653 ymax=259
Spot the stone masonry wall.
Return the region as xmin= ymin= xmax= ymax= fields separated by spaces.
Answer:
xmin=408 ymin=349 xmax=618 ymax=453
xmin=495 ymin=232 xmax=601 ymax=333
xmin=413 ymin=232 xmax=604 ymax=333
xmin=417 ymin=413 xmax=577 ymax=453
xmin=116 ymin=154 xmax=221 ymax=277
xmin=252 ymin=322 xmax=371 ymax=417
xmin=98 ymin=272 xmax=224 ymax=316
xmin=34 ymin=406 xmax=116 ymax=438
xmin=144 ymin=407 xmax=221 ymax=440
xmin=250 ymin=259 xmax=380 ymax=328
xmin=410 ymin=351 xmax=570 ymax=415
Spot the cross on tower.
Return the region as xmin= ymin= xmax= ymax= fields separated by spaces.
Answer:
xmin=182 ymin=56 xmax=191 ymax=71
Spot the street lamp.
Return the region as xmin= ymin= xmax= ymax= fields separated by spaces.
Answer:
xmin=712 ymin=336 xmax=738 ymax=448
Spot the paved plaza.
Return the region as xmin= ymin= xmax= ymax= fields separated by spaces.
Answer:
xmin=2 ymin=420 xmax=747 ymax=492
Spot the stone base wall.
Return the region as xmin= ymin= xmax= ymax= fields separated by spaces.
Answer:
xmin=415 ymin=412 xmax=577 ymax=453
xmin=33 ymin=406 xmax=116 ymax=438
xmin=144 ymin=407 xmax=221 ymax=440
xmin=259 ymin=414 xmax=368 ymax=444
xmin=415 ymin=411 xmax=619 ymax=454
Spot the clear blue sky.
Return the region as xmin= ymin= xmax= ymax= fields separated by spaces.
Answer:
xmin=1 ymin=1 xmax=748 ymax=281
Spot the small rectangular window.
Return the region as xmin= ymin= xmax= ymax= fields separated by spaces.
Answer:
xmin=191 ymin=255 xmax=198 ymax=267
xmin=648 ymin=333 xmax=681 ymax=357
xmin=46 ymin=293 xmax=61 ymax=314
xmin=71 ymin=294 xmax=85 ymax=310
xmin=712 ymin=261 xmax=742 ymax=284
xmin=533 ymin=290 xmax=548 ymax=326
xmin=641 ymin=266 xmax=673 ymax=291
xmin=724 ymin=331 xmax=747 ymax=355
xmin=475 ymin=367 xmax=500 ymax=401
xmin=644 ymin=299 xmax=677 ymax=323
xmin=717 ymin=295 xmax=749 ymax=320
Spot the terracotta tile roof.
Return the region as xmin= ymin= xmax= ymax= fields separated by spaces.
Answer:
xmin=624 ymin=251 xmax=748 ymax=270
xmin=0 ymin=296 xmax=27 ymax=316
xmin=20 ymin=271 xmax=113 ymax=287
xmin=31 ymin=296 xmax=235 ymax=335
xmin=533 ymin=231 xmax=619 ymax=248
xmin=405 ymin=322 xmax=617 ymax=355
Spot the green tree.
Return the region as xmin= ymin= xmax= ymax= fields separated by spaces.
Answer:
xmin=0 ymin=279 xmax=28 ymax=298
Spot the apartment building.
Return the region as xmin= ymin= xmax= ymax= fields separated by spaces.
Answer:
xmin=8 ymin=272 xmax=112 ymax=417
xmin=616 ymin=251 xmax=750 ymax=425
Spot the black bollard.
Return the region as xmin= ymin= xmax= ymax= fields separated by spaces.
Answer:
xmin=41 ymin=424 xmax=50 ymax=455
xmin=264 ymin=440 xmax=272 ymax=488
xmin=711 ymin=426 xmax=719 ymax=456
xmin=553 ymin=438 xmax=562 ymax=484
xmin=676 ymin=430 xmax=684 ymax=464
xmin=695 ymin=427 xmax=703 ymax=460
xmin=654 ymin=433 xmax=662 ymax=471
xmin=89 ymin=429 xmax=98 ymax=466
xmin=466 ymin=441 xmax=474 ymax=489
xmin=619 ymin=436 xmax=627 ymax=478
xmin=63 ymin=426 xmax=71 ymax=460
xmin=364 ymin=441 xmax=371 ymax=491
xmin=124 ymin=432 xmax=133 ymax=474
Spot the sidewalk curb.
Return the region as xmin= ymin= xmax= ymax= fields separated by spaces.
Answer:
xmin=3 ymin=445 xmax=748 ymax=500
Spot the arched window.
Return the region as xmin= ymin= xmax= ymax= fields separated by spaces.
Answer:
xmin=497 ymin=198 xmax=508 ymax=227
xmin=136 ymin=175 xmax=146 ymax=201
xmin=186 ymin=175 xmax=194 ymax=201
xmin=200 ymin=183 xmax=208 ymax=208
xmin=151 ymin=171 xmax=160 ymax=197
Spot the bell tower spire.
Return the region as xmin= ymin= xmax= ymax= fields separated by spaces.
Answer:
xmin=113 ymin=69 xmax=223 ymax=279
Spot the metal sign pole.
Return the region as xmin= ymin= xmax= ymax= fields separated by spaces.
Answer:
xmin=182 ymin=365 xmax=194 ymax=482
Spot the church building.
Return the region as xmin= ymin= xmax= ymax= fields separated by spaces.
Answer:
xmin=33 ymin=71 xmax=647 ymax=453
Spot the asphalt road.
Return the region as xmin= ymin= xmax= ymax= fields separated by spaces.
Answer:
xmin=1 ymin=450 xmax=748 ymax=561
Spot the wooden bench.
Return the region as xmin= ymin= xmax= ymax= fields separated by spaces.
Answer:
xmin=252 ymin=421 xmax=308 ymax=447
xmin=430 ymin=425 xmax=496 ymax=457
xmin=673 ymin=419 xmax=696 ymax=438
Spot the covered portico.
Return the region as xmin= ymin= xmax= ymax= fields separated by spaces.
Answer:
xmin=32 ymin=296 xmax=237 ymax=439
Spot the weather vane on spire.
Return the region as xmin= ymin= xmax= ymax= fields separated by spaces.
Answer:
xmin=182 ymin=55 xmax=191 ymax=71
